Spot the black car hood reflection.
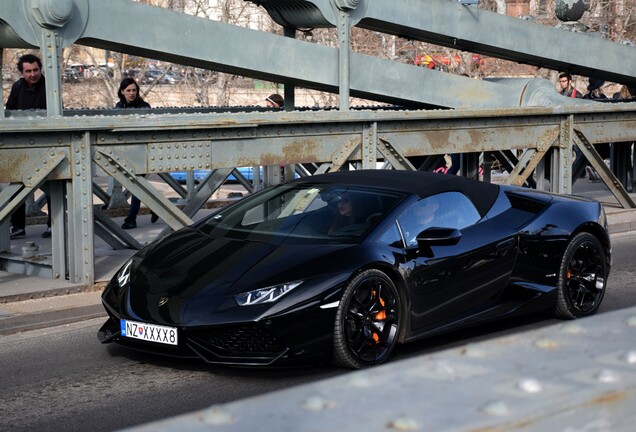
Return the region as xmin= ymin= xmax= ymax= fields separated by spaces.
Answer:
xmin=125 ymin=228 xmax=351 ymax=326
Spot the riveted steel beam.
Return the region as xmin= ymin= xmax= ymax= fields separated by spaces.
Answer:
xmin=506 ymin=129 xmax=560 ymax=187
xmin=0 ymin=149 xmax=66 ymax=224
xmin=1 ymin=104 xmax=635 ymax=283
xmin=574 ymin=130 xmax=636 ymax=208
xmin=93 ymin=206 xmax=142 ymax=250
xmin=93 ymin=147 xmax=193 ymax=230
xmin=550 ymin=115 xmax=575 ymax=195
xmin=377 ymin=138 xmax=416 ymax=171
xmin=66 ymin=132 xmax=94 ymax=283
xmin=330 ymin=137 xmax=360 ymax=172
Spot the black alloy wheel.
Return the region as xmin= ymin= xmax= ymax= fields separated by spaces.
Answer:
xmin=333 ymin=269 xmax=402 ymax=369
xmin=555 ymin=232 xmax=607 ymax=319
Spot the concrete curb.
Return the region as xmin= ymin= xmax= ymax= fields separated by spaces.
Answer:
xmin=0 ymin=281 xmax=106 ymax=304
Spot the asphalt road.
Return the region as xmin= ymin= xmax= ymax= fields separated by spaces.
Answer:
xmin=1 ymin=231 xmax=635 ymax=432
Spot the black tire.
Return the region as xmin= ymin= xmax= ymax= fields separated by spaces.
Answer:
xmin=555 ymin=232 xmax=607 ymax=319
xmin=333 ymin=269 xmax=402 ymax=369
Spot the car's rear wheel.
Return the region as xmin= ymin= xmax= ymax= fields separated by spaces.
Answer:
xmin=555 ymin=232 xmax=607 ymax=319
xmin=333 ymin=269 xmax=401 ymax=369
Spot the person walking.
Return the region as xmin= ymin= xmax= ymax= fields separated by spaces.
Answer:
xmin=5 ymin=53 xmax=52 ymax=238
xmin=114 ymin=78 xmax=157 ymax=229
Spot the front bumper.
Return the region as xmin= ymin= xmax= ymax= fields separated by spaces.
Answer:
xmin=97 ymin=300 xmax=337 ymax=366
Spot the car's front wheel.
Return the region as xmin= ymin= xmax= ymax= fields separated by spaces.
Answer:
xmin=555 ymin=232 xmax=607 ymax=319
xmin=333 ymin=269 xmax=401 ymax=369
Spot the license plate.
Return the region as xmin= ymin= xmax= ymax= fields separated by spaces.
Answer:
xmin=120 ymin=319 xmax=178 ymax=346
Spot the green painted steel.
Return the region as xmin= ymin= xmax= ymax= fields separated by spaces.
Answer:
xmin=0 ymin=0 xmax=635 ymax=285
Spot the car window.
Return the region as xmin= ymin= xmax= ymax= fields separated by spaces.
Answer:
xmin=378 ymin=222 xmax=403 ymax=248
xmin=397 ymin=192 xmax=480 ymax=247
xmin=199 ymin=183 xmax=405 ymax=245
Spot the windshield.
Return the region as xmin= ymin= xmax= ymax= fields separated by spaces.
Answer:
xmin=197 ymin=182 xmax=405 ymax=244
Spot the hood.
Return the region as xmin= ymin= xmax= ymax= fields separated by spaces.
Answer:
xmin=123 ymin=228 xmax=351 ymax=325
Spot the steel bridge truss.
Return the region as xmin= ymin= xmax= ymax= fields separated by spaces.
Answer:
xmin=2 ymin=105 xmax=635 ymax=283
xmin=1 ymin=0 xmax=636 ymax=284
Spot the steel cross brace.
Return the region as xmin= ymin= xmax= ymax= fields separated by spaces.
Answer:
xmin=0 ymin=149 xmax=66 ymax=224
xmin=93 ymin=147 xmax=193 ymax=230
xmin=153 ymin=168 xmax=235 ymax=239
xmin=92 ymin=206 xmax=142 ymax=250
xmin=506 ymin=131 xmax=560 ymax=187
xmin=330 ymin=125 xmax=419 ymax=172
xmin=377 ymin=138 xmax=416 ymax=171
xmin=330 ymin=137 xmax=360 ymax=172
xmin=573 ymin=130 xmax=636 ymax=209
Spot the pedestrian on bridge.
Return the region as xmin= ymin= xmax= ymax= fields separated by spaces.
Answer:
xmin=584 ymin=78 xmax=608 ymax=100
xmin=5 ymin=53 xmax=52 ymax=239
xmin=115 ymin=78 xmax=157 ymax=230
xmin=266 ymin=93 xmax=284 ymax=108
xmin=558 ymin=73 xmax=583 ymax=99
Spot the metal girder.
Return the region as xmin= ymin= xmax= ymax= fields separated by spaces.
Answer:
xmin=551 ymin=115 xmax=575 ymax=195
xmin=92 ymin=147 xmax=193 ymax=230
xmin=377 ymin=138 xmax=416 ymax=171
xmin=0 ymin=0 xmax=584 ymax=109
xmin=1 ymin=105 xmax=635 ymax=285
xmin=253 ymin=0 xmax=636 ymax=86
xmin=228 ymin=169 xmax=256 ymax=194
xmin=360 ymin=123 xmax=377 ymax=169
xmin=180 ymin=168 xmax=234 ymax=219
xmin=0 ymin=149 xmax=66 ymax=224
xmin=66 ymin=133 xmax=94 ymax=283
xmin=2 ymin=106 xmax=636 ymax=186
xmin=505 ymin=130 xmax=559 ymax=187
xmin=93 ymin=207 xmax=142 ymax=250
xmin=573 ymin=130 xmax=636 ymax=208
xmin=330 ymin=137 xmax=360 ymax=171
xmin=360 ymin=0 xmax=636 ymax=86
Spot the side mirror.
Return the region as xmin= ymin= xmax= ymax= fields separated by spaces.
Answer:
xmin=416 ymin=227 xmax=462 ymax=246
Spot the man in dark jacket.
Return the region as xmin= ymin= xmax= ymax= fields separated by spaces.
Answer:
xmin=5 ymin=54 xmax=52 ymax=238
xmin=6 ymin=54 xmax=47 ymax=110
xmin=558 ymin=72 xmax=583 ymax=99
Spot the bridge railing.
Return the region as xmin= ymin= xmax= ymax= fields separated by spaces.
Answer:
xmin=1 ymin=103 xmax=636 ymax=284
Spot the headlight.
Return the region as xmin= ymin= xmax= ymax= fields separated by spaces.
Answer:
xmin=117 ymin=259 xmax=133 ymax=288
xmin=234 ymin=281 xmax=302 ymax=306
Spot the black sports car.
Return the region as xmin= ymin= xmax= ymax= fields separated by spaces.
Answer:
xmin=98 ymin=170 xmax=611 ymax=368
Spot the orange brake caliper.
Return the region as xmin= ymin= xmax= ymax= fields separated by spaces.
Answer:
xmin=372 ymin=293 xmax=386 ymax=344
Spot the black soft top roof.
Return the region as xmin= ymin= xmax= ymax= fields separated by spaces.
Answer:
xmin=297 ymin=170 xmax=500 ymax=217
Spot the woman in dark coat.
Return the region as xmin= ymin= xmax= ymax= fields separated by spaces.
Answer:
xmin=116 ymin=78 xmax=153 ymax=228
xmin=116 ymin=77 xmax=150 ymax=109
